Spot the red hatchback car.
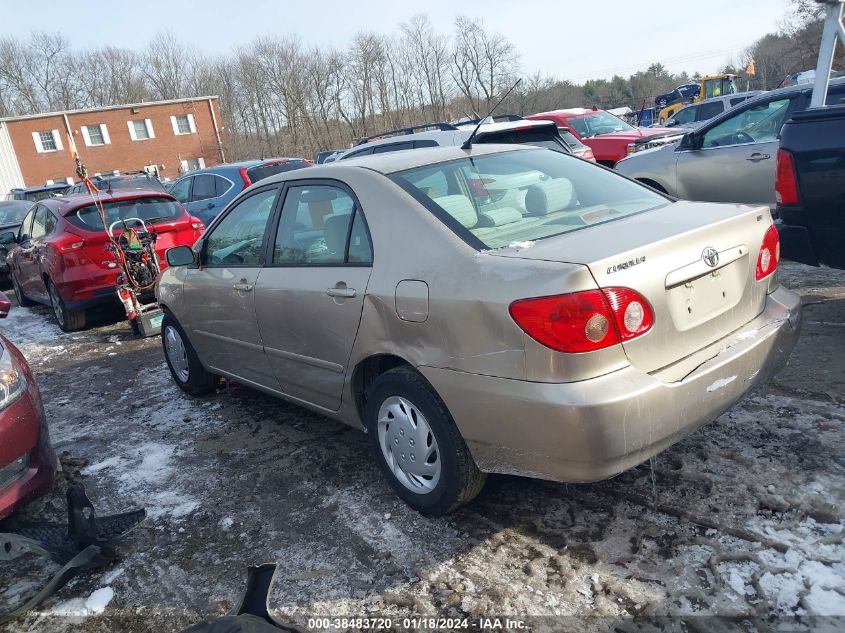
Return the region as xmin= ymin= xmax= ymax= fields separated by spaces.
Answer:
xmin=4 ymin=191 xmax=204 ymax=332
xmin=0 ymin=292 xmax=57 ymax=519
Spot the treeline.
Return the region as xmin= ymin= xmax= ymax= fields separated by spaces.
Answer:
xmin=0 ymin=3 xmax=835 ymax=161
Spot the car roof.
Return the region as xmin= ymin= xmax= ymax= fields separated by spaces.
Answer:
xmin=38 ymin=189 xmax=176 ymax=214
xmin=531 ymin=108 xmax=598 ymax=117
xmin=262 ymin=144 xmax=531 ymax=183
xmin=335 ymin=119 xmax=557 ymax=160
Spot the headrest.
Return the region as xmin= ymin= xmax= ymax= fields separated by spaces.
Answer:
xmin=524 ymin=178 xmax=576 ymax=216
xmin=433 ymin=195 xmax=477 ymax=229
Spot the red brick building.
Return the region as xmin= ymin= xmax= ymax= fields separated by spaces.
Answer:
xmin=0 ymin=96 xmax=225 ymax=192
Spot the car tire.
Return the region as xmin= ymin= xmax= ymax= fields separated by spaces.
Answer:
xmin=161 ymin=312 xmax=217 ymax=395
xmin=11 ymin=273 xmax=35 ymax=307
xmin=364 ymin=366 xmax=486 ymax=515
xmin=47 ymin=279 xmax=85 ymax=332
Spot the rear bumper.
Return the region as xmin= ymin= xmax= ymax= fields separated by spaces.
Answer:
xmin=62 ymin=285 xmax=118 ymax=311
xmin=776 ymin=214 xmax=845 ymax=269
xmin=420 ymin=286 xmax=802 ymax=483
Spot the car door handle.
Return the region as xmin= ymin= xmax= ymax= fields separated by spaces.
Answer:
xmin=326 ymin=287 xmax=356 ymax=298
xmin=233 ymin=282 xmax=254 ymax=292
xmin=746 ymin=153 xmax=771 ymax=162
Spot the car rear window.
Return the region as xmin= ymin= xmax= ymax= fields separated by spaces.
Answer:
xmin=100 ymin=176 xmax=167 ymax=192
xmin=476 ymin=127 xmax=569 ymax=154
xmin=66 ymin=197 xmax=184 ymax=231
xmin=246 ymin=160 xmax=309 ymax=183
xmin=390 ymin=149 xmax=669 ymax=250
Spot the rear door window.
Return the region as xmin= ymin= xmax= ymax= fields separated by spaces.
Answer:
xmin=214 ymin=175 xmax=231 ymax=197
xmin=191 ymin=175 xmax=217 ymax=201
xmin=273 ymin=185 xmax=361 ymax=265
xmin=30 ymin=207 xmax=49 ymax=239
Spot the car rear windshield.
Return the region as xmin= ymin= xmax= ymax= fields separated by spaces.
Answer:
xmin=247 ymin=160 xmax=308 ymax=183
xmin=102 ymin=176 xmax=167 ymax=192
xmin=476 ymin=127 xmax=569 ymax=153
xmin=66 ymin=197 xmax=184 ymax=232
xmin=567 ymin=111 xmax=635 ymax=138
xmin=390 ymin=149 xmax=669 ymax=250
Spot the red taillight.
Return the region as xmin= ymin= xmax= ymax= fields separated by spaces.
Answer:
xmin=509 ymin=287 xmax=653 ymax=353
xmin=55 ymin=234 xmax=85 ymax=253
xmin=756 ymin=224 xmax=780 ymax=281
xmin=189 ymin=216 xmax=205 ymax=231
xmin=467 ymin=178 xmax=503 ymax=197
xmin=238 ymin=167 xmax=252 ymax=187
xmin=775 ymin=149 xmax=800 ymax=206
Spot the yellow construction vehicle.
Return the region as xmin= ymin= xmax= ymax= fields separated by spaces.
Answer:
xmin=656 ymin=74 xmax=738 ymax=124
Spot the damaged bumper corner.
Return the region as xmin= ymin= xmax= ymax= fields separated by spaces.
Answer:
xmin=421 ymin=286 xmax=802 ymax=483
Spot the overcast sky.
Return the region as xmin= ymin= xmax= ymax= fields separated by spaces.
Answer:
xmin=7 ymin=0 xmax=793 ymax=81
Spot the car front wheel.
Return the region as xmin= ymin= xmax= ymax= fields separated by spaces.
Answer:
xmin=161 ymin=313 xmax=217 ymax=395
xmin=365 ymin=366 xmax=486 ymax=515
xmin=47 ymin=279 xmax=85 ymax=332
xmin=11 ymin=272 xmax=35 ymax=307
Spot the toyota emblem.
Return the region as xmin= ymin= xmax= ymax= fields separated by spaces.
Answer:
xmin=702 ymin=247 xmax=719 ymax=268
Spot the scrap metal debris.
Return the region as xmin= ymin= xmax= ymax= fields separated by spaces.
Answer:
xmin=181 ymin=564 xmax=306 ymax=633
xmin=0 ymin=482 xmax=144 ymax=625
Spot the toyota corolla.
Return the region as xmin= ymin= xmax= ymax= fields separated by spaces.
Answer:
xmin=157 ymin=145 xmax=800 ymax=515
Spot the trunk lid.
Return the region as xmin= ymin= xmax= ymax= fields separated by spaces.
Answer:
xmin=491 ymin=200 xmax=774 ymax=373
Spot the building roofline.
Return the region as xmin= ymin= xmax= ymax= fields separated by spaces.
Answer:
xmin=0 ymin=96 xmax=220 ymax=123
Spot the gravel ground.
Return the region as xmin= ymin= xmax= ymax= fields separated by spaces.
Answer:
xmin=0 ymin=261 xmax=844 ymax=632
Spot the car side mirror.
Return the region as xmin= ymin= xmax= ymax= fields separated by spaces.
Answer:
xmin=0 ymin=291 xmax=11 ymax=318
xmin=166 ymin=245 xmax=196 ymax=267
xmin=679 ymin=131 xmax=698 ymax=150
xmin=0 ymin=231 xmax=17 ymax=245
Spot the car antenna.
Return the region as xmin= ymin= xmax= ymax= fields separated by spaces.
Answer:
xmin=461 ymin=78 xmax=523 ymax=150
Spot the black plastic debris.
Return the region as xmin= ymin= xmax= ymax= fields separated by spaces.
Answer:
xmin=0 ymin=482 xmax=145 ymax=624
xmin=181 ymin=564 xmax=307 ymax=633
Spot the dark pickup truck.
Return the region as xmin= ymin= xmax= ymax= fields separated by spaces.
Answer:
xmin=776 ymin=105 xmax=845 ymax=269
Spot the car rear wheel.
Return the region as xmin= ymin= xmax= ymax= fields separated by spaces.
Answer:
xmin=365 ymin=366 xmax=486 ymax=515
xmin=162 ymin=313 xmax=217 ymax=395
xmin=47 ymin=279 xmax=85 ymax=332
xmin=11 ymin=273 xmax=35 ymax=307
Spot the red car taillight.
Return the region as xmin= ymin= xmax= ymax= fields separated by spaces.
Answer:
xmin=775 ymin=149 xmax=800 ymax=205
xmin=238 ymin=167 xmax=252 ymax=188
xmin=756 ymin=224 xmax=780 ymax=281
xmin=189 ymin=216 xmax=205 ymax=231
xmin=509 ymin=287 xmax=653 ymax=353
xmin=55 ymin=234 xmax=85 ymax=253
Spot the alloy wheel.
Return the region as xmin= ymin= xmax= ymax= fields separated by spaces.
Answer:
xmin=377 ymin=396 xmax=441 ymax=494
xmin=164 ymin=325 xmax=190 ymax=383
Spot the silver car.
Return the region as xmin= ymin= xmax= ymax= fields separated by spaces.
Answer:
xmin=616 ymin=79 xmax=845 ymax=208
xmin=158 ymin=145 xmax=800 ymax=514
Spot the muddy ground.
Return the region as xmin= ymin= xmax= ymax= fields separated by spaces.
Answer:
xmin=1 ymin=261 xmax=844 ymax=632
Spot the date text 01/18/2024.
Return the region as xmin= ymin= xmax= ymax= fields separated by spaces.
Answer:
xmin=305 ymin=617 xmax=527 ymax=630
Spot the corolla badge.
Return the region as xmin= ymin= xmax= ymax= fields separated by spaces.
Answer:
xmin=702 ymin=247 xmax=719 ymax=268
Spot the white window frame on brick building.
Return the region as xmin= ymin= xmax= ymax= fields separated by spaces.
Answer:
xmin=180 ymin=157 xmax=205 ymax=173
xmin=170 ymin=114 xmax=196 ymax=135
xmin=32 ymin=129 xmax=63 ymax=153
xmin=127 ymin=119 xmax=155 ymax=141
xmin=81 ymin=124 xmax=111 ymax=147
